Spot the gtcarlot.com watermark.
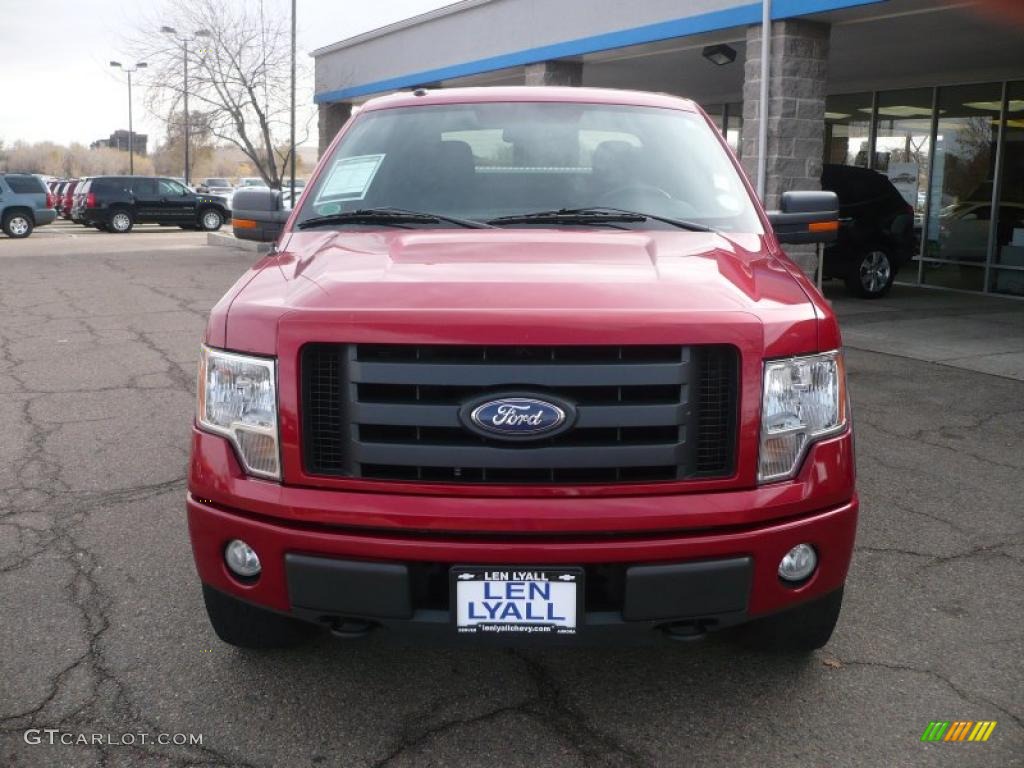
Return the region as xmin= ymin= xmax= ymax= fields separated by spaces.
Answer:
xmin=24 ymin=729 xmax=203 ymax=747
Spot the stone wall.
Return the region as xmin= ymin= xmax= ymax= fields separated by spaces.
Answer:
xmin=318 ymin=102 xmax=353 ymax=157
xmin=741 ymin=20 xmax=830 ymax=275
xmin=524 ymin=60 xmax=583 ymax=87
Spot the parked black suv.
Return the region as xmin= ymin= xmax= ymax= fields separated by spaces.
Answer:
xmin=72 ymin=176 xmax=231 ymax=233
xmin=820 ymin=164 xmax=918 ymax=298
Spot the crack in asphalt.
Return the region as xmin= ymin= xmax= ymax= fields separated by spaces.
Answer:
xmin=836 ymin=658 xmax=1024 ymax=732
xmin=859 ymin=495 xmax=979 ymax=539
xmin=857 ymin=536 xmax=1024 ymax=568
xmin=856 ymin=406 xmax=1024 ymax=472
xmin=370 ymin=650 xmax=650 ymax=768
xmin=0 ymin=251 xmax=255 ymax=768
xmin=369 ymin=699 xmax=527 ymax=768
xmin=512 ymin=650 xmax=651 ymax=767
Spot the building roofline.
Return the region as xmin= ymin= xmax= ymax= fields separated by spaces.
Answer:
xmin=312 ymin=0 xmax=887 ymax=103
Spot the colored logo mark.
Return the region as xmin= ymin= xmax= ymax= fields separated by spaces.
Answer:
xmin=921 ymin=721 xmax=997 ymax=742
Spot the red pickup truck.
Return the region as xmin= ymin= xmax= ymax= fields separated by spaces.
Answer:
xmin=189 ymin=87 xmax=855 ymax=652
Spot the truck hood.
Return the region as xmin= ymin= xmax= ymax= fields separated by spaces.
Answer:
xmin=220 ymin=228 xmax=828 ymax=355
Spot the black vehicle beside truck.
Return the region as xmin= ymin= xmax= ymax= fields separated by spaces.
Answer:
xmin=820 ymin=164 xmax=918 ymax=298
xmin=71 ymin=176 xmax=231 ymax=233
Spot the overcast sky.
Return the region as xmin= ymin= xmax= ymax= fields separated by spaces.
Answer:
xmin=0 ymin=0 xmax=449 ymax=148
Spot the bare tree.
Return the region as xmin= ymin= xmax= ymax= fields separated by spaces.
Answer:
xmin=1 ymin=141 xmax=155 ymax=176
xmin=132 ymin=0 xmax=311 ymax=187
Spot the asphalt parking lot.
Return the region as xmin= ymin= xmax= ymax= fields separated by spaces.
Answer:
xmin=1 ymin=222 xmax=1022 ymax=767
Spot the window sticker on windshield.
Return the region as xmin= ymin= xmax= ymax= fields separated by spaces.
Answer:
xmin=316 ymin=202 xmax=343 ymax=216
xmin=317 ymin=154 xmax=384 ymax=202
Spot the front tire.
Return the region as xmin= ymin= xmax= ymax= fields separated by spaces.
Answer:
xmin=202 ymin=585 xmax=318 ymax=649
xmin=2 ymin=211 xmax=33 ymax=238
xmin=845 ymin=249 xmax=894 ymax=298
xmin=108 ymin=209 xmax=134 ymax=233
xmin=736 ymin=587 xmax=844 ymax=653
xmin=199 ymin=208 xmax=224 ymax=232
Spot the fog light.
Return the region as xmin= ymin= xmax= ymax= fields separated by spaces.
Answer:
xmin=225 ymin=539 xmax=261 ymax=577
xmin=778 ymin=543 xmax=817 ymax=582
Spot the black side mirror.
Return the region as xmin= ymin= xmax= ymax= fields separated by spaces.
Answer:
xmin=232 ymin=188 xmax=289 ymax=243
xmin=767 ymin=191 xmax=839 ymax=244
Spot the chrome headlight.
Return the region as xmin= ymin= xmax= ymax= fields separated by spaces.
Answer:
xmin=759 ymin=350 xmax=847 ymax=483
xmin=197 ymin=346 xmax=280 ymax=480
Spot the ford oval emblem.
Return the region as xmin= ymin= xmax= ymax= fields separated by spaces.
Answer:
xmin=461 ymin=396 xmax=575 ymax=440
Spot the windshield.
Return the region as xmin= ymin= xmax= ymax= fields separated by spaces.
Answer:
xmin=206 ymin=178 xmax=230 ymax=187
xmin=296 ymin=102 xmax=762 ymax=233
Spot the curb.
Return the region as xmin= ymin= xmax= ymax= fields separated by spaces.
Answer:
xmin=207 ymin=231 xmax=273 ymax=254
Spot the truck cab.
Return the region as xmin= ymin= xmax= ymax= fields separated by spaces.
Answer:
xmin=190 ymin=87 xmax=853 ymax=651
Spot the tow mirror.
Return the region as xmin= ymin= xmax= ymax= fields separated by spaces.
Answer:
xmin=232 ymin=188 xmax=289 ymax=243
xmin=768 ymin=191 xmax=839 ymax=244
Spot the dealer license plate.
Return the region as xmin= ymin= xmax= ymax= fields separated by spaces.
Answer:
xmin=452 ymin=566 xmax=583 ymax=636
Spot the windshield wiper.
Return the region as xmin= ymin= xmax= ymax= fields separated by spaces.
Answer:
xmin=488 ymin=207 xmax=714 ymax=232
xmin=487 ymin=209 xmax=643 ymax=226
xmin=298 ymin=207 xmax=495 ymax=230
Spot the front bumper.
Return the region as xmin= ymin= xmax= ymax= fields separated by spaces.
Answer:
xmin=187 ymin=491 xmax=857 ymax=644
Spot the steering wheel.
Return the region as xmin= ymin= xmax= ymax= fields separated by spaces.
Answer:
xmin=597 ymin=182 xmax=673 ymax=205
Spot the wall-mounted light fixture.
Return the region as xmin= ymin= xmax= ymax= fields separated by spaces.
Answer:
xmin=702 ymin=44 xmax=737 ymax=66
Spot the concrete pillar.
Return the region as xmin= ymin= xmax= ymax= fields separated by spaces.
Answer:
xmin=318 ymin=101 xmax=353 ymax=157
xmin=524 ymin=59 xmax=583 ymax=86
xmin=741 ymin=20 xmax=829 ymax=275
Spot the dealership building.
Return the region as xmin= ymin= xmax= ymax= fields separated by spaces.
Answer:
xmin=312 ymin=0 xmax=1024 ymax=296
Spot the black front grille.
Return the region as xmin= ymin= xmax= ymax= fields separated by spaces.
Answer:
xmin=301 ymin=344 xmax=738 ymax=484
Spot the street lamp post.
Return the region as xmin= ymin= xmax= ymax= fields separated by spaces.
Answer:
xmin=289 ymin=0 xmax=296 ymax=203
xmin=109 ymin=61 xmax=147 ymax=175
xmin=160 ymin=26 xmax=210 ymax=186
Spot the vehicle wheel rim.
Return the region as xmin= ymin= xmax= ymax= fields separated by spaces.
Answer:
xmin=9 ymin=217 xmax=29 ymax=235
xmin=112 ymin=213 xmax=130 ymax=231
xmin=859 ymin=251 xmax=891 ymax=293
xmin=203 ymin=212 xmax=221 ymax=230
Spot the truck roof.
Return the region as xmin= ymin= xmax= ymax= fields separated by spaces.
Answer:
xmin=358 ymin=86 xmax=700 ymax=113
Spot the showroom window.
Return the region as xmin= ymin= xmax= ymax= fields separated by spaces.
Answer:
xmin=724 ymin=102 xmax=742 ymax=157
xmin=704 ymin=104 xmax=724 ymax=132
xmin=991 ymin=82 xmax=1024 ymax=297
xmin=824 ymin=92 xmax=872 ymax=167
xmin=921 ymin=83 xmax=1002 ymax=292
xmin=703 ymin=102 xmax=742 ymax=156
xmin=824 ymin=80 xmax=1024 ymax=297
xmin=873 ymin=88 xmax=934 ymax=243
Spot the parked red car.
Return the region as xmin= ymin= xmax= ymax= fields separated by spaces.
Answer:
xmin=45 ymin=181 xmax=60 ymax=211
xmin=51 ymin=181 xmax=68 ymax=211
xmin=189 ymin=87 xmax=853 ymax=652
xmin=60 ymin=179 xmax=81 ymax=219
